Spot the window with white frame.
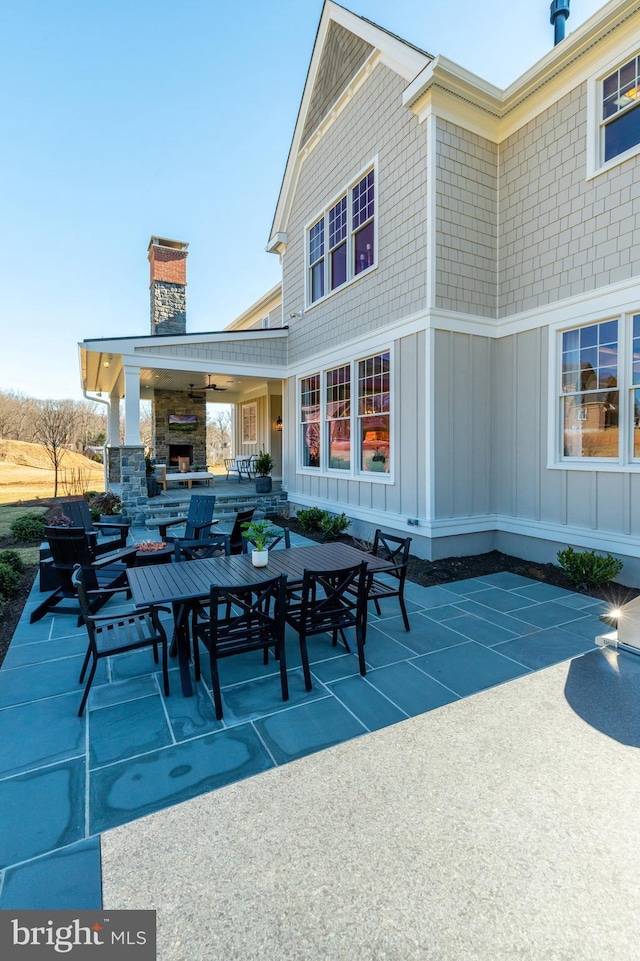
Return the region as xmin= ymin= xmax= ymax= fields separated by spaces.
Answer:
xmin=560 ymin=320 xmax=619 ymax=458
xmin=358 ymin=351 xmax=390 ymax=473
xmin=300 ymin=374 xmax=321 ymax=468
xmin=298 ymin=350 xmax=391 ymax=476
xmin=307 ymin=167 xmax=375 ymax=305
xmin=601 ymin=54 xmax=640 ymax=163
xmin=326 ymin=364 xmax=351 ymax=470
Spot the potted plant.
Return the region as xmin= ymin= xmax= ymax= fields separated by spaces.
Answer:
xmin=145 ymin=456 xmax=158 ymax=497
xmin=241 ymin=519 xmax=279 ymax=567
xmin=87 ymin=491 xmax=127 ymax=530
xmin=254 ymin=447 xmax=274 ymax=493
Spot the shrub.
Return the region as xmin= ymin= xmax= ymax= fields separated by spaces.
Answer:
xmin=0 ymin=549 xmax=25 ymax=574
xmin=254 ymin=448 xmax=274 ymax=477
xmin=87 ymin=491 xmax=123 ymax=517
xmin=46 ymin=512 xmax=74 ymax=528
xmin=0 ymin=561 xmax=21 ymax=600
xmin=319 ymin=511 xmax=350 ymax=542
xmin=10 ymin=512 xmax=47 ymax=544
xmin=557 ymin=547 xmax=623 ymax=589
xmin=296 ymin=507 xmax=325 ymax=532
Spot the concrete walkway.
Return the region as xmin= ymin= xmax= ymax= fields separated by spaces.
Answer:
xmin=102 ymin=646 xmax=640 ymax=960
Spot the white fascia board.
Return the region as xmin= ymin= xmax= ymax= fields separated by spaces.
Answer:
xmin=117 ymin=350 xmax=286 ymax=381
xmin=81 ymin=329 xmax=288 ymax=354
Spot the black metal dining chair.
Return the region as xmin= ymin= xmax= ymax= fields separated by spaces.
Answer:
xmin=355 ymin=530 xmax=412 ymax=638
xmin=72 ymin=565 xmax=170 ymax=716
xmin=286 ymin=561 xmax=368 ymax=689
xmin=192 ymin=574 xmax=288 ymax=720
xmin=173 ymin=532 xmax=231 ymax=562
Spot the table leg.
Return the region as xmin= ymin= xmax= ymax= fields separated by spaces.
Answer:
xmin=171 ymin=601 xmax=194 ymax=697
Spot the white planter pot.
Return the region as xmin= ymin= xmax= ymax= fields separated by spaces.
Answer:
xmin=251 ymin=549 xmax=269 ymax=567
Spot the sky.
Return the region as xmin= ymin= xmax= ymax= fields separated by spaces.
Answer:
xmin=0 ymin=0 xmax=607 ymax=401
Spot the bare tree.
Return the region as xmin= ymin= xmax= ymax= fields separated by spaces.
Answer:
xmin=34 ymin=399 xmax=79 ymax=497
xmin=206 ymin=407 xmax=232 ymax=465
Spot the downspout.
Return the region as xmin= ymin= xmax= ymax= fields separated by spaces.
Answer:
xmin=83 ymin=389 xmax=110 ymax=491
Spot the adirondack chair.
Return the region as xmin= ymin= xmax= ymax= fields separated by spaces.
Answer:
xmin=30 ymin=526 xmax=137 ymax=625
xmin=61 ymin=498 xmax=130 ymax=552
xmin=157 ymin=494 xmax=218 ymax=541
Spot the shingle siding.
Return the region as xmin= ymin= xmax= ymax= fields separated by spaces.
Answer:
xmin=285 ymin=63 xmax=428 ymax=367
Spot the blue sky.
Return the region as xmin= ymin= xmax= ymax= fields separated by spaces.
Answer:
xmin=0 ymin=0 xmax=606 ymax=400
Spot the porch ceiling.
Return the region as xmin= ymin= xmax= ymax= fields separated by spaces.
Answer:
xmin=80 ymin=350 xmax=279 ymax=400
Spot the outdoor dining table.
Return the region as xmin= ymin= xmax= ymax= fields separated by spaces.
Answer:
xmin=126 ymin=542 xmax=393 ymax=696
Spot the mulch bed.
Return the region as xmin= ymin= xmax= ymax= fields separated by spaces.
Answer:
xmin=1 ymin=503 xmax=636 ymax=669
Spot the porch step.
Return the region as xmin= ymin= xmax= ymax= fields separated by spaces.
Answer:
xmin=142 ymin=490 xmax=288 ymax=531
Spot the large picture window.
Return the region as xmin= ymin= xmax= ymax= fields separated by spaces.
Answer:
xmin=300 ymin=374 xmax=321 ymax=468
xmin=358 ymin=351 xmax=390 ymax=473
xmin=561 ymin=320 xmax=619 ymax=458
xmin=602 ymin=54 xmax=640 ymax=163
xmin=326 ymin=365 xmax=351 ymax=470
xmin=298 ymin=350 xmax=391 ymax=476
xmin=307 ymin=166 xmax=375 ymax=305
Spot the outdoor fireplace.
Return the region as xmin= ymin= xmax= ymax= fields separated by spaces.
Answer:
xmin=169 ymin=444 xmax=194 ymax=467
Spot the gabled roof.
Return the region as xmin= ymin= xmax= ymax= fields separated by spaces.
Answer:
xmin=267 ymin=0 xmax=432 ymax=253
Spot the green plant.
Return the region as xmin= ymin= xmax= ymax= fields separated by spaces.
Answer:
xmin=0 ymin=549 xmax=25 ymax=574
xmin=319 ymin=511 xmax=350 ymax=542
xmin=241 ymin=519 xmax=279 ymax=551
xmin=87 ymin=491 xmax=123 ymax=516
xmin=10 ymin=512 xmax=47 ymax=543
xmin=296 ymin=506 xmax=324 ymax=532
xmin=556 ymin=546 xmax=623 ymax=589
xmin=254 ymin=448 xmax=274 ymax=477
xmin=0 ymin=561 xmax=21 ymax=600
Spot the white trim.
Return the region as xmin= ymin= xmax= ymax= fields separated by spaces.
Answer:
xmin=425 ymin=110 xmax=437 ymax=310
xmin=424 ymin=328 xmax=436 ymax=522
xmin=304 ymin=158 xmax=378 ymax=310
xmin=586 ymin=38 xmax=640 ymax=178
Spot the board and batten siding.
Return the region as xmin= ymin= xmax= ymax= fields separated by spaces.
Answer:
xmin=499 ymin=82 xmax=640 ymax=316
xmin=493 ymin=327 xmax=640 ymax=543
xmin=435 ymin=120 xmax=497 ymax=318
xmin=284 ymin=331 xmax=426 ymax=527
xmin=284 ymin=63 xmax=428 ymax=368
xmin=432 ymin=331 xmax=492 ymax=519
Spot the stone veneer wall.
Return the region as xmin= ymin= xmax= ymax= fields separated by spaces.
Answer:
xmin=151 ymin=281 xmax=187 ymax=335
xmin=152 ymin=390 xmax=207 ymax=466
xmin=106 ymin=447 xmax=121 ymax=485
xmin=119 ymin=446 xmax=147 ymax=524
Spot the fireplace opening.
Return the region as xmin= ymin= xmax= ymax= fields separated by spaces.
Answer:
xmin=168 ymin=444 xmax=194 ymax=467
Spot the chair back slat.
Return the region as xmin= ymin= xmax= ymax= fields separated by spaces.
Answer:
xmin=184 ymin=494 xmax=217 ymax=540
xmin=174 ymin=532 xmax=230 ymax=562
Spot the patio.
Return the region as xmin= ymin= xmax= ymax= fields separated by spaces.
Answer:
xmin=0 ymin=519 xmax=639 ymax=956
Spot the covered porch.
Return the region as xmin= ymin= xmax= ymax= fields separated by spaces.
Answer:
xmin=78 ymin=326 xmax=288 ymax=522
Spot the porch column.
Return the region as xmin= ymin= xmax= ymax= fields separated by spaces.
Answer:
xmin=123 ymin=365 xmax=141 ymax=445
xmin=107 ymin=391 xmax=120 ymax=445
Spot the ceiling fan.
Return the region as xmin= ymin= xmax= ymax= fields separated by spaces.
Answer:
xmin=203 ymin=375 xmax=228 ymax=392
xmin=187 ymin=384 xmax=205 ymax=400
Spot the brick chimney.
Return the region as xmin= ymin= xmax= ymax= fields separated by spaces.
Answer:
xmin=148 ymin=237 xmax=189 ymax=335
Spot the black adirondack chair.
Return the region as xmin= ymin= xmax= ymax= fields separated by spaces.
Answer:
xmin=286 ymin=561 xmax=368 ymax=688
xmin=72 ymin=565 xmax=170 ymax=716
xmin=30 ymin=527 xmax=137 ymax=625
xmin=192 ymin=574 xmax=288 ymax=719
xmin=61 ymin=498 xmax=130 ymax=552
xmin=158 ymin=494 xmax=217 ymax=541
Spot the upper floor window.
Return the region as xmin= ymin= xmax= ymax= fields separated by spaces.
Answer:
xmin=602 ymin=54 xmax=640 ymax=163
xmin=307 ymin=166 xmax=375 ymax=305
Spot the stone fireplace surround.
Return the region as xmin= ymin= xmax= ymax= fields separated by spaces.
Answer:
xmin=152 ymin=389 xmax=207 ymax=467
